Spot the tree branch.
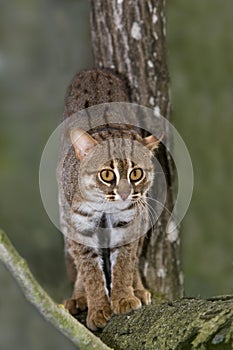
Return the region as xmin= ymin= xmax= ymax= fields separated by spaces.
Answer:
xmin=98 ymin=296 xmax=233 ymax=349
xmin=0 ymin=229 xmax=112 ymax=350
xmin=0 ymin=229 xmax=232 ymax=349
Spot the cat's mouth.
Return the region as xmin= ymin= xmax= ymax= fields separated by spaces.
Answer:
xmin=106 ymin=193 xmax=141 ymax=202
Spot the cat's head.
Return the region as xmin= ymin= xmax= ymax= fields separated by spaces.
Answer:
xmin=70 ymin=128 xmax=160 ymax=204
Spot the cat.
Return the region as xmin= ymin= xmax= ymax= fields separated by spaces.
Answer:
xmin=58 ymin=69 xmax=160 ymax=330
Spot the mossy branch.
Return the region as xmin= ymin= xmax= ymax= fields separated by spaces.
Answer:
xmin=0 ymin=229 xmax=112 ymax=350
xmin=0 ymin=228 xmax=233 ymax=350
xmin=98 ymin=295 xmax=233 ymax=349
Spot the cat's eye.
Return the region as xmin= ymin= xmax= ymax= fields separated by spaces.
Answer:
xmin=100 ymin=169 xmax=116 ymax=183
xmin=130 ymin=168 xmax=144 ymax=182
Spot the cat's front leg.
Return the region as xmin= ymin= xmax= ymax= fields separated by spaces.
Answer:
xmin=133 ymin=268 xmax=151 ymax=305
xmin=66 ymin=243 xmax=112 ymax=330
xmin=85 ymin=272 xmax=112 ymax=329
xmin=64 ymin=272 xmax=87 ymax=314
xmin=110 ymin=243 xmax=142 ymax=314
xmin=79 ymin=246 xmax=112 ymax=330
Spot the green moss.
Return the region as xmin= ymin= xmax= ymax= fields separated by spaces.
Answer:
xmin=99 ymin=298 xmax=233 ymax=350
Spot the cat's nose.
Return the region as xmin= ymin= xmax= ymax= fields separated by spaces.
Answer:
xmin=117 ymin=179 xmax=131 ymax=201
xmin=120 ymin=192 xmax=130 ymax=201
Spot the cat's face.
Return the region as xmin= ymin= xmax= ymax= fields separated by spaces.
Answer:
xmin=70 ymin=128 xmax=159 ymax=205
xmin=96 ymin=158 xmax=153 ymax=202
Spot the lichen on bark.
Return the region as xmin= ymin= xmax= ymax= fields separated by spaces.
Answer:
xmin=98 ymin=296 xmax=233 ymax=349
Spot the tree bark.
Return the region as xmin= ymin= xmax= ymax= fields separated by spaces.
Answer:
xmin=90 ymin=0 xmax=182 ymax=300
xmin=98 ymin=296 xmax=233 ymax=350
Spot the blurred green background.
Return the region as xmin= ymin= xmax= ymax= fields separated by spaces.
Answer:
xmin=0 ymin=0 xmax=232 ymax=349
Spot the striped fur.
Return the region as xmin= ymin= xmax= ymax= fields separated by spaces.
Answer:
xmin=59 ymin=70 xmax=158 ymax=330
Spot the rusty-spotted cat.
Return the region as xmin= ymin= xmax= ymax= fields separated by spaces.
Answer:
xmin=59 ymin=69 xmax=160 ymax=330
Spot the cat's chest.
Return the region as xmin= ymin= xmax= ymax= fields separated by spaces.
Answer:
xmin=71 ymin=201 xmax=144 ymax=247
xmin=105 ymin=208 xmax=135 ymax=228
xmin=72 ymin=201 xmax=136 ymax=229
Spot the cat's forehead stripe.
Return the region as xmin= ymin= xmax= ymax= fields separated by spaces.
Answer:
xmin=109 ymin=160 xmax=114 ymax=169
xmin=114 ymin=159 xmax=132 ymax=182
xmin=109 ymin=139 xmax=116 ymax=161
xmin=114 ymin=159 xmax=125 ymax=171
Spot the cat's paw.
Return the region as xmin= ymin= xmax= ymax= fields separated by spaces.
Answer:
xmin=134 ymin=289 xmax=151 ymax=305
xmin=111 ymin=295 xmax=142 ymax=314
xmin=87 ymin=304 xmax=112 ymax=331
xmin=64 ymin=296 xmax=87 ymax=315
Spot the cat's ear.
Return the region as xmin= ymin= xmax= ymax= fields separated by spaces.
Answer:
xmin=70 ymin=128 xmax=98 ymax=160
xmin=143 ymin=134 xmax=162 ymax=151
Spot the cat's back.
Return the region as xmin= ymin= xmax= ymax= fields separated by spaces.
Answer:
xmin=60 ymin=69 xmax=132 ymax=207
xmin=63 ymin=69 xmax=130 ymax=118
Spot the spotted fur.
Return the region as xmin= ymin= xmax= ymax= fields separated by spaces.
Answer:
xmin=59 ymin=70 xmax=159 ymax=330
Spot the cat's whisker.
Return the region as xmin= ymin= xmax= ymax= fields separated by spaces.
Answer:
xmin=137 ymin=201 xmax=154 ymax=234
xmin=137 ymin=200 xmax=154 ymax=231
xmin=144 ymin=197 xmax=161 ymax=216
xmin=146 ymin=195 xmax=164 ymax=203
xmin=145 ymin=195 xmax=173 ymax=217
xmin=139 ymin=198 xmax=160 ymax=229
xmin=136 ymin=199 xmax=154 ymax=231
xmin=146 ymin=195 xmax=165 ymax=208
xmin=145 ymin=201 xmax=160 ymax=224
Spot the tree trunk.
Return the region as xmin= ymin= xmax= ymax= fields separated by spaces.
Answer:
xmin=90 ymin=0 xmax=182 ymax=300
